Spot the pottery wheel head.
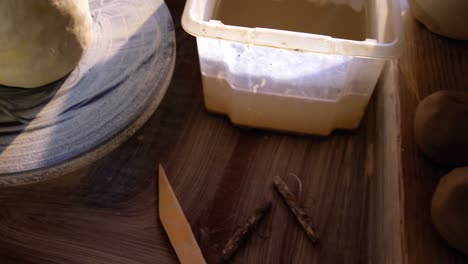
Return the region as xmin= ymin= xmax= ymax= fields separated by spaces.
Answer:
xmin=0 ymin=0 xmax=176 ymax=186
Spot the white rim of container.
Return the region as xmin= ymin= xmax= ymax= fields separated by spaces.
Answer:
xmin=182 ymin=0 xmax=402 ymax=59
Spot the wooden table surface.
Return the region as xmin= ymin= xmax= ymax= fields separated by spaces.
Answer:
xmin=0 ymin=1 xmax=466 ymax=263
xmin=398 ymin=11 xmax=468 ymax=264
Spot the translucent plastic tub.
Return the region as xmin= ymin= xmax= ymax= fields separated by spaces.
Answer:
xmin=182 ymin=0 xmax=401 ymax=135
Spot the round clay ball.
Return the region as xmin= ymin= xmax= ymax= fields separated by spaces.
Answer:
xmin=414 ymin=90 xmax=468 ymax=167
xmin=0 ymin=0 xmax=92 ymax=88
xmin=409 ymin=0 xmax=468 ymax=40
xmin=432 ymin=167 xmax=468 ymax=255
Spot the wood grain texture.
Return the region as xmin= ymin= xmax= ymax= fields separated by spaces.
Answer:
xmin=399 ymin=11 xmax=468 ymax=263
xmin=0 ymin=0 xmax=402 ymax=263
xmin=0 ymin=0 xmax=175 ymax=183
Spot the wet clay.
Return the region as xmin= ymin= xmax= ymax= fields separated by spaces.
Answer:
xmin=214 ymin=0 xmax=368 ymax=41
xmin=432 ymin=167 xmax=468 ymax=256
xmin=414 ymin=90 xmax=468 ymax=167
xmin=409 ymin=0 xmax=468 ymax=41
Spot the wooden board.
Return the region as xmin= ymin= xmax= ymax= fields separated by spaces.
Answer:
xmin=0 ymin=0 xmax=403 ymax=263
xmin=0 ymin=0 xmax=175 ymax=185
xmin=398 ymin=11 xmax=468 ymax=263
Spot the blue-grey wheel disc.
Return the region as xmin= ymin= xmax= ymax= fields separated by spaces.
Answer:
xmin=0 ymin=0 xmax=176 ymax=185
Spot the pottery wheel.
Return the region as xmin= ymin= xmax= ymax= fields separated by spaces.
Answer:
xmin=0 ymin=0 xmax=175 ymax=185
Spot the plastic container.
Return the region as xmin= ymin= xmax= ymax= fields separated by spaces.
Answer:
xmin=182 ymin=0 xmax=401 ymax=135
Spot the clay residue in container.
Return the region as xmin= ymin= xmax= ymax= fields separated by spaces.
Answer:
xmin=214 ymin=0 xmax=368 ymax=41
